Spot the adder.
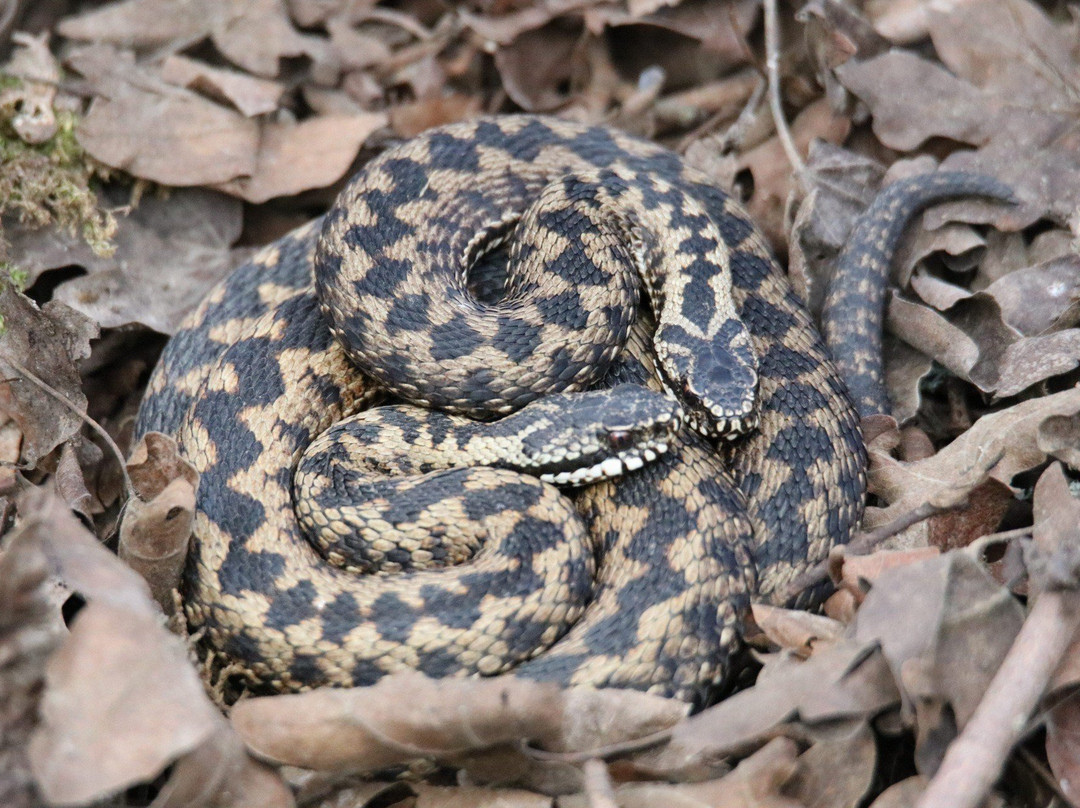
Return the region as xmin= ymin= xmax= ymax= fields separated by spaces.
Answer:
xmin=135 ymin=115 xmax=1011 ymax=699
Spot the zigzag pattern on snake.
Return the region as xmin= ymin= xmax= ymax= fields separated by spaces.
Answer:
xmin=135 ymin=115 xmax=1010 ymax=700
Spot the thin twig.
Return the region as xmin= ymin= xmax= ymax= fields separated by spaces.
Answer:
xmin=916 ymin=589 xmax=1080 ymax=808
xmin=762 ymin=0 xmax=806 ymax=188
xmin=2 ymin=358 xmax=133 ymax=497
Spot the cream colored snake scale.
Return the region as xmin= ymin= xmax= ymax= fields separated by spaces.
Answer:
xmin=135 ymin=115 xmax=1011 ymax=700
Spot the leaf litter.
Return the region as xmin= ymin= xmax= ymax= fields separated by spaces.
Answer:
xmin=2 ymin=0 xmax=1080 ymax=806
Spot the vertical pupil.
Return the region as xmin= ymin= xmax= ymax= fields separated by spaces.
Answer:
xmin=609 ymin=431 xmax=630 ymax=450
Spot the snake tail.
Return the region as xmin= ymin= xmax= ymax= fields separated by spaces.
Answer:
xmin=822 ymin=172 xmax=1016 ymax=418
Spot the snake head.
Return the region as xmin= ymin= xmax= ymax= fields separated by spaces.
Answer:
xmin=498 ymin=385 xmax=682 ymax=487
xmin=656 ymin=318 xmax=759 ymax=439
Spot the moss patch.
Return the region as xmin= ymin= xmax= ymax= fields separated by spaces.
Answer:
xmin=0 ymin=75 xmax=117 ymax=262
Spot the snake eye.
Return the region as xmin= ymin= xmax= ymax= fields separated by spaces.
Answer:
xmin=607 ymin=430 xmax=634 ymax=452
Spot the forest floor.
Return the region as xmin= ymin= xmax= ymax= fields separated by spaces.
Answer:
xmin=2 ymin=0 xmax=1080 ymax=806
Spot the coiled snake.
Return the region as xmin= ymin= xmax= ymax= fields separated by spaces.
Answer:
xmin=135 ymin=116 xmax=1011 ymax=700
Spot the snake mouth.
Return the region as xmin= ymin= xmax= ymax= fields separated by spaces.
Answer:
xmin=685 ymin=408 xmax=759 ymax=440
xmin=655 ymin=366 xmax=757 ymax=440
xmin=538 ymin=438 xmax=672 ymax=487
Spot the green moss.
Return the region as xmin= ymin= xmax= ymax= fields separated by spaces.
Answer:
xmin=0 ymin=73 xmax=117 ymax=262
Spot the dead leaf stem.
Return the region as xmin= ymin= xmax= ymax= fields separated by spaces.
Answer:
xmin=3 ymin=357 xmax=132 ymax=497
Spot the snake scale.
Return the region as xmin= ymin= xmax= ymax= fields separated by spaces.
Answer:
xmin=135 ymin=115 xmax=1011 ymax=700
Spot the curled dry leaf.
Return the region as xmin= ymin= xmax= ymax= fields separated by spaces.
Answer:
xmin=833 ymin=547 xmax=942 ymax=594
xmin=494 ymin=20 xmax=585 ymax=113
xmin=119 ymin=432 xmax=199 ymax=613
xmin=750 ymin=603 xmax=845 ymax=656
xmin=787 ymin=141 xmax=884 ymax=316
xmin=824 ymin=547 xmax=941 ymax=621
xmin=54 ymin=441 xmax=95 ymax=522
xmin=888 ymin=293 xmax=1080 ymax=400
xmin=735 ymin=98 xmax=852 ymax=250
xmin=0 ymin=285 xmax=98 ymax=467
xmin=231 ymin=673 xmax=686 ymax=779
xmin=853 ymin=550 xmax=1024 ymax=774
xmin=1038 ymin=414 xmax=1080 ymax=470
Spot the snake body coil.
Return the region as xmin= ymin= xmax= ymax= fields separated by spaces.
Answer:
xmin=136 ymin=115 xmax=1004 ymax=699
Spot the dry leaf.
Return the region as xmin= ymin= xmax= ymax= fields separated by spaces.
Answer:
xmin=29 ymin=603 xmax=221 ymax=803
xmin=0 ymin=286 xmax=98 ymax=466
xmin=119 ymin=433 xmax=199 ymax=613
xmin=1029 ymin=464 xmax=1080 ymax=800
xmin=0 ymin=490 xmax=67 ymax=808
xmin=1038 ymin=414 xmax=1080 ymax=470
xmin=982 ymin=255 xmax=1080 ymax=336
xmin=60 ymin=0 xmax=318 ymax=78
xmin=68 ymin=45 xmax=260 ymax=186
xmin=9 ymin=187 xmax=243 ymax=334
xmin=212 ymin=112 xmax=387 ymax=203
xmin=1 ymin=32 xmax=61 ymax=144
xmin=161 ymin=54 xmax=284 ymax=117
xmin=788 ymin=141 xmax=885 ymax=316
xmin=839 ymin=0 xmax=1080 ymax=226
xmin=830 ymin=547 xmax=941 ymax=606
xmin=784 ymin=720 xmax=876 ymax=808
xmin=750 ymin=603 xmax=845 ymax=656
xmin=495 ymin=20 xmax=586 ymax=112
xmin=853 ymin=551 xmax=1024 ymax=774
xmin=412 ymin=784 xmax=552 ymax=807
xmin=232 ymin=673 xmax=686 ymax=777
xmin=16 ymin=487 xmax=289 ymax=806
xmin=837 ymin=50 xmax=990 ymax=152
xmin=866 ymin=775 xmax=928 ymax=808
xmin=389 ymin=94 xmax=483 ymax=139
xmin=54 ymin=441 xmax=95 ymax=521
xmin=737 ymin=98 xmax=851 ymax=250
